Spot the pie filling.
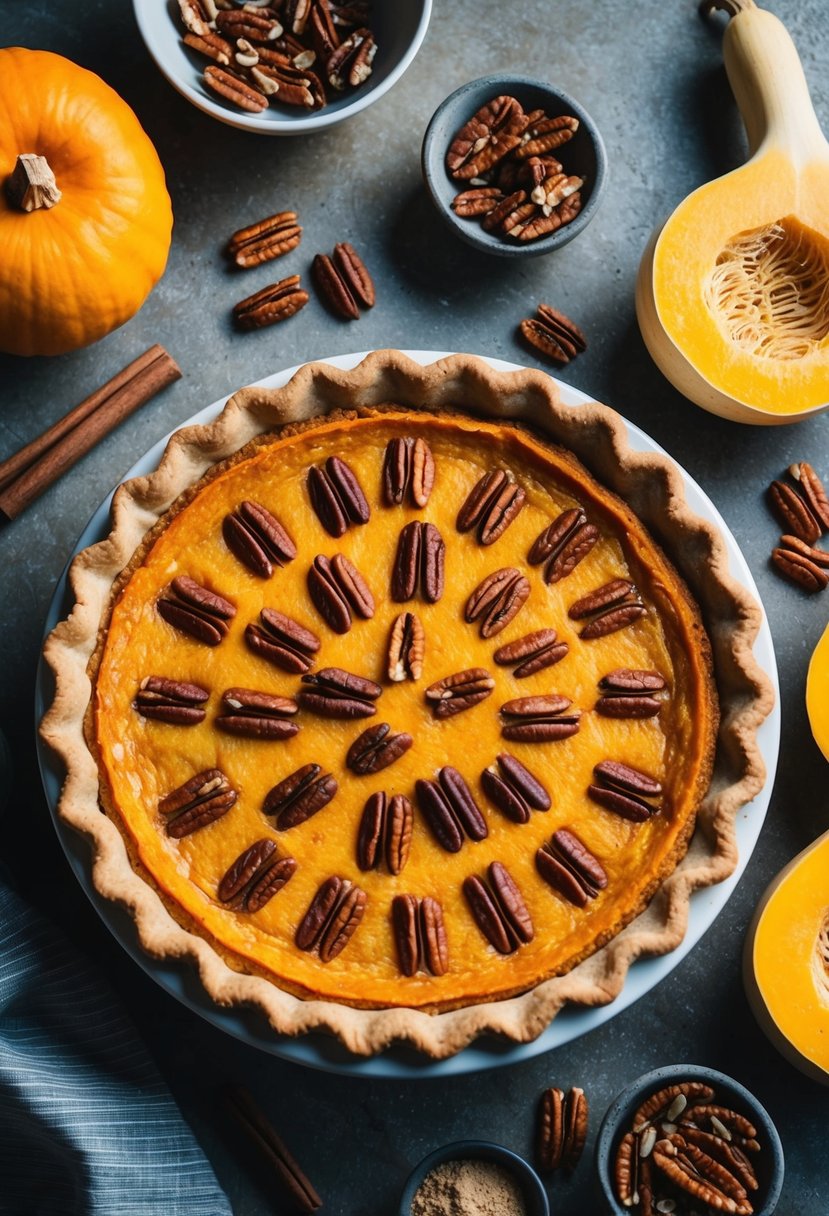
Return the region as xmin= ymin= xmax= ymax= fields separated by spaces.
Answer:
xmin=92 ymin=410 xmax=717 ymax=1012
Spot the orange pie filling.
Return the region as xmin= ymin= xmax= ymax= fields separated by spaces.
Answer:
xmin=92 ymin=411 xmax=717 ymax=1012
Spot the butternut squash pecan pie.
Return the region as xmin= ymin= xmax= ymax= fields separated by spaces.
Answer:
xmin=41 ymin=352 xmax=773 ymax=1056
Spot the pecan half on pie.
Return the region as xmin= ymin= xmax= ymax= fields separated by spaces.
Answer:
xmin=41 ymin=353 xmax=771 ymax=1057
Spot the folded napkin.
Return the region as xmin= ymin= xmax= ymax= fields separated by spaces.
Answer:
xmin=0 ymin=877 xmax=232 ymax=1216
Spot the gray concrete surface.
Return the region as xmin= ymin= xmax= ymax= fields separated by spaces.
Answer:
xmin=2 ymin=1 xmax=828 ymax=1212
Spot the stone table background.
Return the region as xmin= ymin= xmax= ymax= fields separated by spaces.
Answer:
xmin=2 ymin=1 xmax=828 ymax=1212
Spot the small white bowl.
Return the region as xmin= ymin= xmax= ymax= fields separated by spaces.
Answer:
xmin=134 ymin=0 xmax=432 ymax=135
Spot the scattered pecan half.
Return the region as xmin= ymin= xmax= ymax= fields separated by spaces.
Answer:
xmin=297 ymin=666 xmax=381 ymax=718
xmin=218 ymin=839 xmax=297 ymax=912
xmin=346 ymin=722 xmax=413 ymax=775
xmin=307 ymin=552 xmax=375 ymax=633
xmin=465 ymin=566 xmax=530 ymax=638
xmin=588 ymin=759 xmax=662 ymax=821
xmin=537 ymin=1086 xmax=589 ymax=1173
xmin=223 ymin=500 xmax=297 ymax=577
xmin=493 ymin=628 xmax=569 ymax=677
xmin=415 ymin=767 xmax=488 ymax=852
xmin=134 ymin=676 xmax=209 ymax=725
xmin=771 ymin=535 xmax=829 ymax=591
xmin=387 ymin=611 xmax=425 ymax=682
xmin=536 ymin=828 xmax=607 ymax=906
xmin=312 ymin=242 xmax=375 ymax=318
xmin=156 ymin=575 xmax=236 ymax=646
xmin=463 ymin=861 xmax=533 ymax=954
xmin=307 ymin=455 xmax=370 ymax=536
xmin=481 ymin=752 xmax=551 ymax=823
xmin=263 ymin=762 xmax=337 ymax=829
xmin=226 ymin=210 xmax=302 ymax=268
xmin=158 ymin=768 xmax=237 ymax=838
xmin=391 ymin=894 xmax=449 ymax=977
xmin=521 ymin=303 xmax=588 ymax=365
xmin=357 ymin=791 xmax=413 ymax=874
xmin=456 ymin=468 xmax=526 ymax=545
xmin=233 ymin=274 xmax=309 ymax=329
xmin=217 ymin=687 xmax=299 ymax=739
xmin=382 ymin=436 xmax=435 ymax=508
xmin=391 ymin=520 xmax=445 ymax=603
xmin=295 ymin=876 xmax=367 ymax=962
xmin=595 ymin=668 xmax=667 ymax=718
xmin=245 ymin=608 xmax=320 ymax=673
xmin=767 ymin=476 xmax=821 ymax=544
xmin=788 ymin=460 xmax=829 ymax=531
xmin=425 ymin=667 xmax=495 ymax=719
xmin=500 ymin=694 xmax=581 ymax=743
xmin=568 ymin=577 xmax=646 ymax=639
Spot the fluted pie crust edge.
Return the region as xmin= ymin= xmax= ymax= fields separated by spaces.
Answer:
xmin=40 ymin=351 xmax=774 ymax=1058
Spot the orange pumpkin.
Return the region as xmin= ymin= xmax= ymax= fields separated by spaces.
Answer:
xmin=0 ymin=48 xmax=173 ymax=357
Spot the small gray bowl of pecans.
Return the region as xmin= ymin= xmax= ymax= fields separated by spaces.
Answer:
xmin=594 ymin=1065 xmax=784 ymax=1216
xmin=421 ymin=74 xmax=607 ymax=256
xmin=134 ymin=0 xmax=432 ymax=134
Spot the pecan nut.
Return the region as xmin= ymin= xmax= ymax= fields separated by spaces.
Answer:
xmin=447 ymin=95 xmax=528 ymax=180
xmin=307 ymin=553 xmax=374 ymax=633
xmin=134 ymin=676 xmax=209 ymax=725
xmin=391 ymin=894 xmax=449 ymax=977
xmin=456 ymin=468 xmax=526 ymax=545
xmin=312 ymin=242 xmax=375 ymax=318
xmin=651 ymin=1136 xmax=752 ymax=1214
xmin=516 ymin=113 xmax=579 ymax=159
xmin=520 ymin=304 xmax=587 ymax=365
xmin=245 ymin=608 xmax=320 ymax=673
xmin=346 ymin=722 xmax=413 ymax=775
xmin=333 ymin=241 xmax=375 ymax=308
xmin=183 ymin=31 xmax=233 ymax=66
xmin=218 ymin=839 xmax=297 ymax=913
xmin=204 ymin=64 xmax=269 ymax=112
xmin=233 ymin=274 xmax=309 ymax=329
xmin=451 ymin=186 xmax=504 ymax=217
xmin=463 ymin=861 xmax=533 ymax=954
xmin=387 ymin=611 xmax=425 ymax=682
xmin=307 ymin=455 xmax=370 ymax=536
xmin=595 ymin=668 xmax=667 ymax=718
xmin=771 ymin=542 xmax=829 ymax=591
xmin=391 ymin=521 xmax=445 ymax=603
xmin=528 ymin=507 xmax=598 ymax=583
xmin=295 ymin=877 xmax=367 ymax=962
xmin=536 ymin=828 xmax=607 ymax=906
xmin=425 ymin=667 xmax=495 ymax=719
xmin=157 ymin=575 xmax=236 ymax=647
xmin=464 ymin=567 xmax=530 ymax=638
xmin=223 ymin=499 xmax=297 ymax=578
xmin=537 ymin=1086 xmax=588 ymax=1173
xmin=588 ymin=759 xmax=662 ymax=821
xmin=226 ymin=210 xmax=302 ymax=268
xmin=217 ymin=687 xmax=299 ymax=739
xmin=767 ymin=477 xmax=821 ymax=543
xmin=357 ymin=791 xmax=413 ymax=875
xmin=326 ymin=27 xmax=376 ymax=90
xmin=568 ymin=577 xmax=645 ymax=639
xmin=158 ymin=768 xmax=237 ymax=838
xmin=493 ymin=628 xmax=569 ymax=677
xmin=263 ymin=762 xmax=337 ymax=829
xmin=789 ymin=460 xmax=829 ymax=531
xmin=500 ymin=694 xmax=581 ymax=743
xmin=481 ymin=752 xmax=550 ymax=823
xmin=415 ymin=766 xmax=488 ymax=852
xmin=215 ymin=8 xmax=284 ymax=42
xmin=298 ymin=666 xmax=381 ymax=718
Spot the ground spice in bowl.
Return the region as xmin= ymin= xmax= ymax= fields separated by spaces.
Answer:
xmin=410 ymin=1157 xmax=527 ymax=1216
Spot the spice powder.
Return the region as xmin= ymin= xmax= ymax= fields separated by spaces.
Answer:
xmin=410 ymin=1157 xmax=528 ymax=1216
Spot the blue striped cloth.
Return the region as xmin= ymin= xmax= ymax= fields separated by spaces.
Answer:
xmin=0 ymin=878 xmax=232 ymax=1215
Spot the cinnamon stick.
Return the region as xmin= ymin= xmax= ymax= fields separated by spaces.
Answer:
xmin=0 ymin=345 xmax=181 ymax=520
xmin=224 ymin=1085 xmax=322 ymax=1213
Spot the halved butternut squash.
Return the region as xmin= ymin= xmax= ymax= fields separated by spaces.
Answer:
xmin=745 ymin=831 xmax=829 ymax=1084
xmin=807 ymin=621 xmax=829 ymax=762
xmin=637 ymin=0 xmax=829 ymax=424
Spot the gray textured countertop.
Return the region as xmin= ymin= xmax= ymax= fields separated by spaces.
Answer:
xmin=2 ymin=1 xmax=828 ymax=1213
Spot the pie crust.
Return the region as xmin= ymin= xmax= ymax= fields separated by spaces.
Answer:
xmin=41 ymin=351 xmax=774 ymax=1057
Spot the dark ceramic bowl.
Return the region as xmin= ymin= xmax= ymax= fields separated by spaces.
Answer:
xmin=421 ymin=73 xmax=607 ymax=257
xmin=594 ymin=1065 xmax=784 ymax=1216
xmin=399 ymin=1140 xmax=549 ymax=1216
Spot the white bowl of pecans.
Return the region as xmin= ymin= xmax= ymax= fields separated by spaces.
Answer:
xmin=421 ymin=74 xmax=607 ymax=257
xmin=135 ymin=0 xmax=432 ymax=134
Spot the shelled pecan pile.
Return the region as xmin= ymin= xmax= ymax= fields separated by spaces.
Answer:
xmin=176 ymin=0 xmax=377 ymax=113
xmin=447 ymin=94 xmax=585 ymax=243
xmin=766 ymin=460 xmax=829 ymax=591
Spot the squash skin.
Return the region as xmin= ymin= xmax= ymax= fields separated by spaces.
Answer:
xmin=0 ymin=48 xmax=173 ymax=357
xmin=637 ymin=5 xmax=829 ymax=424
xmin=745 ymin=830 xmax=829 ymax=1085
xmin=807 ymin=621 xmax=829 ymax=762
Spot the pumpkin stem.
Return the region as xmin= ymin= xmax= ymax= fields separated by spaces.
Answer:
xmin=699 ymin=0 xmax=756 ymax=20
xmin=5 ymin=153 xmax=62 ymax=212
